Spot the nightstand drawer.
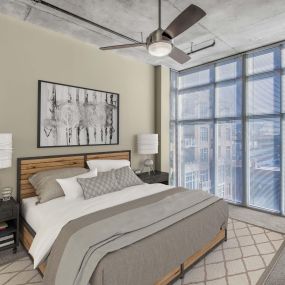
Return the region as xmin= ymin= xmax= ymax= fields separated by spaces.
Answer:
xmin=0 ymin=208 xmax=13 ymax=220
xmin=0 ymin=197 xmax=19 ymax=253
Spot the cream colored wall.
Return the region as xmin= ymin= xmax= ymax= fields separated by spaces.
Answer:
xmin=0 ymin=14 xmax=155 ymax=197
xmin=155 ymin=66 xmax=170 ymax=172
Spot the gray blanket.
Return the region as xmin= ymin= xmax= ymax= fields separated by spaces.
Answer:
xmin=43 ymin=188 xmax=227 ymax=285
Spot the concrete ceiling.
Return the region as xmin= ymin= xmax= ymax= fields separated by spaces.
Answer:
xmin=1 ymin=0 xmax=285 ymax=71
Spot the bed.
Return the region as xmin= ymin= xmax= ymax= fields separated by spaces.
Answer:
xmin=17 ymin=150 xmax=228 ymax=285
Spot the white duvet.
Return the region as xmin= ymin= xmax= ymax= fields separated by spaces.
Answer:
xmin=26 ymin=183 xmax=171 ymax=268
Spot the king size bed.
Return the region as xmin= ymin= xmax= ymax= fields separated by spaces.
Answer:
xmin=17 ymin=150 xmax=228 ymax=285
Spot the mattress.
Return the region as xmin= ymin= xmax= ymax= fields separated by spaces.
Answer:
xmin=21 ymin=196 xmax=83 ymax=233
xmin=21 ymin=183 xmax=172 ymax=234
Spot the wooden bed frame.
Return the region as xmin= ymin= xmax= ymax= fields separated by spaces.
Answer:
xmin=17 ymin=150 xmax=226 ymax=285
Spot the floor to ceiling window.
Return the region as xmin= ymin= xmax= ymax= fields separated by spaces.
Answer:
xmin=170 ymin=42 xmax=285 ymax=215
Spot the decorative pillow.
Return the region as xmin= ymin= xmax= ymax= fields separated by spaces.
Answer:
xmin=56 ymin=169 xmax=98 ymax=200
xmin=29 ymin=167 xmax=88 ymax=204
xmin=87 ymin=159 xmax=130 ymax=172
xmin=77 ymin=170 xmax=121 ymax=200
xmin=114 ymin=166 xmax=143 ymax=188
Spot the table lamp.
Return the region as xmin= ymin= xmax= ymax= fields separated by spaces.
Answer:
xmin=0 ymin=134 xmax=13 ymax=201
xmin=137 ymin=134 xmax=158 ymax=175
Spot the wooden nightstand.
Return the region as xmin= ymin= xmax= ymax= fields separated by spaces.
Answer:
xmin=0 ymin=198 xmax=19 ymax=253
xmin=137 ymin=171 xmax=169 ymax=185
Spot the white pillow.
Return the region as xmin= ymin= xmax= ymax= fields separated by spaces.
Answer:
xmin=56 ymin=169 xmax=97 ymax=200
xmin=87 ymin=159 xmax=130 ymax=172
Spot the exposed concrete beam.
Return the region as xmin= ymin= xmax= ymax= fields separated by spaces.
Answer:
xmin=1 ymin=0 xmax=285 ymax=70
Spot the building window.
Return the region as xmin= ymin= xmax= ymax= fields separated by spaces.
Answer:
xmin=200 ymin=148 xmax=208 ymax=161
xmin=200 ymin=127 xmax=208 ymax=142
xmin=226 ymin=147 xmax=231 ymax=160
xmin=218 ymin=146 xmax=222 ymax=159
xmin=184 ymin=137 xmax=195 ymax=147
xmin=226 ymin=128 xmax=231 ymax=140
xmin=200 ymin=170 xmax=208 ymax=182
xmin=185 ymin=171 xmax=197 ymax=190
xmin=226 ymin=165 xmax=231 ymax=177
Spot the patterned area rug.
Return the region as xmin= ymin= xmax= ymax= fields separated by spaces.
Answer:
xmin=0 ymin=256 xmax=41 ymax=285
xmin=175 ymin=218 xmax=285 ymax=285
xmin=0 ymin=218 xmax=284 ymax=285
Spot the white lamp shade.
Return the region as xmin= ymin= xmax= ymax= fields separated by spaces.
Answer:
xmin=0 ymin=134 xmax=12 ymax=169
xmin=137 ymin=134 xmax=158 ymax=155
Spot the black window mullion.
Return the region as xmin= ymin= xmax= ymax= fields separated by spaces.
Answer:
xmin=213 ymin=64 xmax=217 ymax=195
xmin=242 ymin=53 xmax=248 ymax=207
xmin=173 ymin=71 xmax=179 ymax=187
xmin=245 ymin=47 xmax=282 ymax=213
xmin=278 ymin=45 xmax=284 ymax=215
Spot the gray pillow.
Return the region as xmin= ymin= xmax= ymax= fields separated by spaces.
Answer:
xmin=77 ymin=170 xmax=121 ymax=200
xmin=29 ymin=167 xmax=88 ymax=204
xmin=114 ymin=166 xmax=143 ymax=188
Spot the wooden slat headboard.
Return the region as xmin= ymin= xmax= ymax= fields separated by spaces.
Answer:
xmin=86 ymin=151 xmax=130 ymax=161
xmin=17 ymin=150 xmax=131 ymax=202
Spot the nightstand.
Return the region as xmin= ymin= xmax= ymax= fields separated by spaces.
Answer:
xmin=0 ymin=198 xmax=19 ymax=253
xmin=137 ymin=170 xmax=169 ymax=185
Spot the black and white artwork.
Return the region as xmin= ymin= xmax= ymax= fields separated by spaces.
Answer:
xmin=38 ymin=80 xmax=119 ymax=147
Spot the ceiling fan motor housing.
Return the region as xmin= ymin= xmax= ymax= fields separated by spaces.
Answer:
xmin=146 ymin=29 xmax=172 ymax=46
xmin=146 ymin=29 xmax=173 ymax=57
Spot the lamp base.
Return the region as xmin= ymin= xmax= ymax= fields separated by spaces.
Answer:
xmin=141 ymin=159 xmax=155 ymax=176
xmin=1 ymin=187 xmax=12 ymax=201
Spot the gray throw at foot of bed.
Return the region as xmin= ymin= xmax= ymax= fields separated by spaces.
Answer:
xmin=43 ymin=188 xmax=228 ymax=285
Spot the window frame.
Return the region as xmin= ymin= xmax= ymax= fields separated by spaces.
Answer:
xmin=170 ymin=41 xmax=285 ymax=216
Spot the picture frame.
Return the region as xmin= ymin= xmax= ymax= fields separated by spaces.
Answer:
xmin=37 ymin=80 xmax=119 ymax=148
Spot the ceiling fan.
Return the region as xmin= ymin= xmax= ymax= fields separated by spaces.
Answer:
xmin=100 ymin=0 xmax=206 ymax=64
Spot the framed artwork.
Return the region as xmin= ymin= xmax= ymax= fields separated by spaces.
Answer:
xmin=38 ymin=80 xmax=119 ymax=147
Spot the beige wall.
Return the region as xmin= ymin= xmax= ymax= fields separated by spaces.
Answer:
xmin=0 ymin=14 xmax=156 ymax=196
xmin=155 ymin=66 xmax=170 ymax=172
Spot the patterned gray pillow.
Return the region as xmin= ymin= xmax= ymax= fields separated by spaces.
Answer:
xmin=114 ymin=166 xmax=143 ymax=188
xmin=77 ymin=170 xmax=121 ymax=200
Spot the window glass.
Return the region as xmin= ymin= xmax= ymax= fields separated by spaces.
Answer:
xmin=246 ymin=48 xmax=279 ymax=75
xmin=179 ymin=123 xmax=214 ymax=193
xmin=178 ymin=86 xmax=214 ymax=120
xmin=216 ymin=80 xmax=242 ymax=117
xmin=179 ymin=67 xmax=212 ymax=89
xmin=282 ymin=46 xmax=285 ymax=68
xmin=216 ymin=121 xmax=243 ymax=202
xmin=170 ymin=72 xmax=177 ymax=120
xmin=215 ymin=58 xmax=241 ymax=81
xmin=282 ymin=73 xmax=285 ymax=113
xmin=247 ymin=74 xmax=280 ymax=115
xmin=248 ymin=118 xmax=280 ymax=212
xmin=169 ymin=122 xmax=176 ymax=186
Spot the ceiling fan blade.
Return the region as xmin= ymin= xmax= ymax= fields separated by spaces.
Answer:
xmin=100 ymin=43 xmax=146 ymax=50
xmin=163 ymin=4 xmax=206 ymax=39
xmin=168 ymin=46 xmax=191 ymax=64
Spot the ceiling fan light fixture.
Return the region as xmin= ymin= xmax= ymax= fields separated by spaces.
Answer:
xmin=148 ymin=41 xmax=172 ymax=57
